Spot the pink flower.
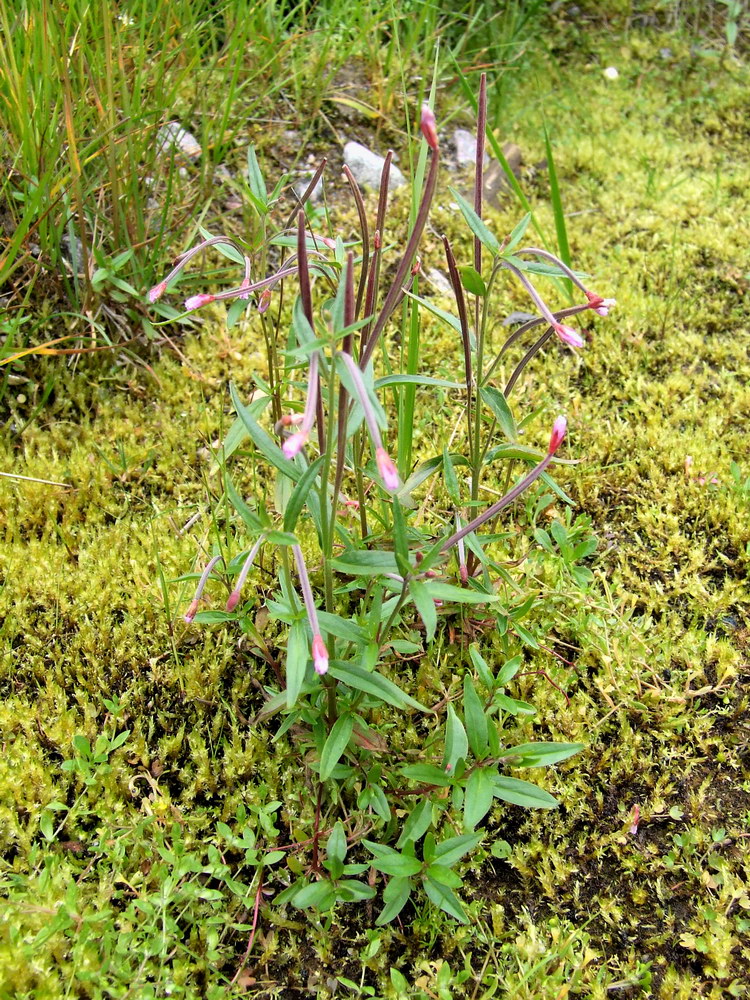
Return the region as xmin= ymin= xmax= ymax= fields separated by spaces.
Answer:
xmin=420 ymin=103 xmax=439 ymax=151
xmin=585 ymin=291 xmax=616 ymax=317
xmin=548 ymin=416 xmax=567 ymax=454
xmin=282 ymin=430 xmax=309 ymax=459
xmin=312 ymin=634 xmax=329 ymax=675
xmin=553 ymin=322 xmax=584 ymax=349
xmin=226 ymin=590 xmax=241 ymax=612
xmin=185 ymin=292 xmax=215 ymax=311
xmin=375 ymin=447 xmax=399 ymax=491
xmin=147 ymin=280 xmax=167 ymax=303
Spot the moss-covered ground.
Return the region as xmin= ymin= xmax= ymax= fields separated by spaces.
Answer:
xmin=2 ymin=26 xmax=749 ymax=1000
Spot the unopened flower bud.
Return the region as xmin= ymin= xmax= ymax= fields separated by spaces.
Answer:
xmin=375 ymin=447 xmax=399 ymax=491
xmin=148 ymin=280 xmax=167 ymax=303
xmin=258 ymin=288 xmax=272 ymax=314
xmin=548 ymin=416 xmax=567 ymax=454
xmin=420 ymin=103 xmax=439 ymax=151
xmin=411 ymin=257 xmax=421 ymax=276
xmin=312 ymin=634 xmax=329 ymax=675
xmin=373 ymin=230 xmax=381 ymax=250
xmin=226 ymin=590 xmax=241 ymax=612
xmin=185 ymin=292 xmax=215 ymax=311
xmin=553 ymin=322 xmax=584 ymax=349
xmin=183 ymin=599 xmax=200 ymax=623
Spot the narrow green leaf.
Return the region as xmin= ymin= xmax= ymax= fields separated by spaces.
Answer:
xmin=423 ymin=581 xmax=499 ymax=605
xmin=469 ymin=645 xmax=494 ymax=691
xmin=316 ymin=612 xmax=369 ymax=645
xmin=424 ymin=864 xmax=462 ymax=889
xmin=443 ymin=447 xmax=461 ymax=506
xmin=543 ymin=124 xmax=571 ymax=289
xmin=330 ymin=549 xmax=402 ymax=577
xmin=229 ymin=382 xmax=300 ymax=482
xmin=459 ymin=265 xmax=487 ymax=297
xmin=449 ymin=187 xmax=501 ymax=255
xmin=283 ymin=456 xmax=324 ymax=533
xmin=397 ymin=799 xmax=433 ymax=847
xmin=497 ymin=655 xmax=523 ymax=685
xmin=246 ymin=145 xmax=268 ymax=206
xmin=423 ymin=877 xmax=468 ymax=923
xmin=319 ymin=714 xmax=354 ymax=781
xmin=377 ymin=877 xmax=413 ymax=926
xmin=291 ymin=880 xmax=336 ymax=910
xmin=492 ymin=775 xmax=559 ymax=809
xmin=504 ymin=742 xmax=584 ymax=768
xmin=326 ymin=821 xmax=348 ymax=865
xmin=400 ymin=763 xmax=453 ymax=787
xmin=504 ymin=212 xmax=532 ymax=255
xmin=286 ymin=620 xmax=309 ymax=709
xmin=368 ymin=853 xmax=422 ymax=878
xmin=328 ymin=663 xmax=428 ymax=712
xmin=463 ymin=675 xmax=489 ymax=759
xmin=433 ymin=832 xmax=483 ymax=867
xmin=480 ymin=386 xmax=517 ymax=442
xmin=443 ymin=704 xmax=468 ymax=772
xmin=376 ymin=373 xmax=463 ymax=389
xmin=463 ymin=768 xmax=494 ymax=830
xmin=409 ymin=579 xmax=437 ymax=643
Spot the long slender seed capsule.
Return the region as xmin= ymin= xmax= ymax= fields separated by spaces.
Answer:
xmin=226 ymin=536 xmax=265 ymax=612
xmin=293 ymin=544 xmax=329 ymax=675
xmin=342 ymin=165 xmax=370 ymax=319
xmin=440 ymin=418 xmax=566 ymax=552
xmin=184 ymin=554 xmax=224 ymax=622
xmin=359 ymin=137 xmax=439 ymax=372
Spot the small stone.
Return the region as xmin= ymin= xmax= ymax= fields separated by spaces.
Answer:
xmin=426 ymin=268 xmax=453 ymax=296
xmin=343 ymin=141 xmax=406 ymax=190
xmin=603 ymin=66 xmax=619 ymax=80
xmin=294 ymin=172 xmax=324 ymax=204
xmin=156 ymin=122 xmax=202 ymax=159
xmin=454 ymin=128 xmax=490 ymax=168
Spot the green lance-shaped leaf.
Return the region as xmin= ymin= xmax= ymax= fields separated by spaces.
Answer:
xmin=480 ymin=386 xmax=517 ymax=442
xmin=409 ymin=578 xmax=437 ymax=643
xmin=463 ymin=675 xmax=489 ymax=759
xmin=492 ymin=775 xmax=559 ymax=809
xmin=442 ymin=703 xmax=469 ymax=773
xmin=319 ymin=713 xmax=354 ymax=781
xmin=423 ymin=876 xmax=468 ymax=923
xmin=328 ymin=663 xmax=428 ymax=712
xmin=503 ymin=742 xmax=584 ymax=768
xmin=376 ymin=877 xmax=413 ymax=926
xmin=463 ymin=767 xmax=495 ymax=830
xmin=285 ymin=619 xmax=309 ymax=710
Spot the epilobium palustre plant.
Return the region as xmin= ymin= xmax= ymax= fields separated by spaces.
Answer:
xmin=149 ymin=79 xmax=615 ymax=925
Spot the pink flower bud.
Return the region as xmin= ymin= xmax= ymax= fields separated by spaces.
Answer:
xmin=373 ymin=230 xmax=381 ymax=250
xmin=147 ymin=280 xmax=167 ymax=303
xmin=420 ymin=103 xmax=439 ymax=151
xmin=183 ymin=599 xmax=200 ymax=623
xmin=237 ymin=278 xmax=252 ymax=300
xmin=553 ymin=322 xmax=584 ymax=348
xmin=185 ymin=292 xmax=215 ymax=311
xmin=312 ymin=634 xmax=329 ymax=676
xmin=375 ymin=447 xmax=399 ymax=491
xmin=319 ymin=236 xmax=337 ymax=250
xmin=411 ymin=257 xmax=421 ymax=276
xmin=226 ymin=590 xmax=241 ymax=612
xmin=548 ymin=416 xmax=567 ymax=454
xmin=282 ymin=430 xmax=308 ymax=459
xmin=258 ymin=288 xmax=272 ymax=314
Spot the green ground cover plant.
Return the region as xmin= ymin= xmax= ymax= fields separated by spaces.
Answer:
xmin=2 ymin=3 xmax=750 ymax=999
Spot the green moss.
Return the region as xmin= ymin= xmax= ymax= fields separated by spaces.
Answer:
xmin=3 ymin=26 xmax=750 ymax=1000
